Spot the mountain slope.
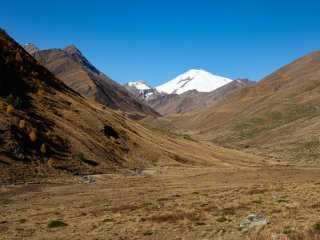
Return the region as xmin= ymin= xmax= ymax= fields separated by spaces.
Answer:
xmin=23 ymin=44 xmax=160 ymax=118
xmin=147 ymin=52 xmax=320 ymax=162
xmin=146 ymin=79 xmax=255 ymax=116
xmin=0 ymin=29 xmax=265 ymax=183
xmin=156 ymin=69 xmax=232 ymax=94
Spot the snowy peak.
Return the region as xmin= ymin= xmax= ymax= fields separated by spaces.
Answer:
xmin=126 ymin=81 xmax=151 ymax=90
xmin=156 ymin=69 xmax=232 ymax=94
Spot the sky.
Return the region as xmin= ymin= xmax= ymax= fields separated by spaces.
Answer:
xmin=1 ymin=0 xmax=320 ymax=86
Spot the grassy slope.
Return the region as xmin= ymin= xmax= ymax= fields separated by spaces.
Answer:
xmin=145 ymin=51 xmax=320 ymax=163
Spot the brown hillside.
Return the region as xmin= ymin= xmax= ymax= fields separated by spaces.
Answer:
xmin=147 ymin=51 xmax=320 ymax=162
xmin=28 ymin=45 xmax=160 ymax=118
xmin=0 ymin=29 xmax=267 ymax=184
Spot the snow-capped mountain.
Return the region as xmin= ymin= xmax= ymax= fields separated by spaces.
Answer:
xmin=126 ymin=81 xmax=151 ymax=90
xmin=156 ymin=69 xmax=232 ymax=94
xmin=124 ymin=81 xmax=163 ymax=101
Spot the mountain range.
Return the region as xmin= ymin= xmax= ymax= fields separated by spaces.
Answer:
xmin=145 ymin=51 xmax=320 ymax=162
xmin=124 ymin=70 xmax=254 ymax=115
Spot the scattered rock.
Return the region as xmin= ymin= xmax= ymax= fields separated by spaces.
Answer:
xmin=129 ymin=168 xmax=158 ymax=176
xmin=270 ymin=233 xmax=289 ymax=240
xmin=217 ymin=228 xmax=226 ymax=236
xmin=130 ymin=168 xmax=144 ymax=176
xmin=169 ymin=193 xmax=181 ymax=198
xmin=240 ymin=214 xmax=268 ymax=228
xmin=79 ymin=175 xmax=96 ymax=183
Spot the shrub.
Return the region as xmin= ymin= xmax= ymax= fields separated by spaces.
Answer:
xmin=47 ymin=220 xmax=68 ymax=228
xmin=18 ymin=119 xmax=26 ymax=129
xmin=29 ymin=129 xmax=37 ymax=143
xmin=217 ymin=216 xmax=227 ymax=222
xmin=143 ymin=231 xmax=153 ymax=236
xmin=15 ymin=51 xmax=23 ymax=63
xmin=47 ymin=158 xmax=55 ymax=167
xmin=251 ymin=199 xmax=263 ymax=205
xmin=37 ymin=89 xmax=45 ymax=99
xmin=40 ymin=143 xmax=47 ymax=154
xmin=6 ymin=104 xmax=14 ymax=113
xmin=0 ymin=101 xmax=4 ymax=110
xmin=314 ymin=221 xmax=320 ymax=230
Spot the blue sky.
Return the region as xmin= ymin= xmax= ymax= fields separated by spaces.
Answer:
xmin=1 ymin=0 xmax=320 ymax=86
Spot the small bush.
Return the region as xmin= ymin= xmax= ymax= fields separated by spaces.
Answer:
xmin=314 ymin=221 xmax=320 ymax=230
xmin=37 ymin=89 xmax=45 ymax=99
xmin=283 ymin=226 xmax=293 ymax=234
xmin=140 ymin=202 xmax=153 ymax=208
xmin=217 ymin=216 xmax=227 ymax=222
xmin=251 ymin=199 xmax=263 ymax=205
xmin=47 ymin=158 xmax=55 ymax=167
xmin=40 ymin=143 xmax=47 ymax=154
xmin=6 ymin=104 xmax=14 ymax=113
xmin=18 ymin=119 xmax=26 ymax=129
xmin=48 ymin=220 xmax=68 ymax=228
xmin=102 ymin=218 xmax=114 ymax=223
xmin=18 ymin=219 xmax=27 ymax=223
xmin=29 ymin=129 xmax=37 ymax=143
xmin=143 ymin=230 xmax=153 ymax=236
xmin=0 ymin=101 xmax=4 ymax=110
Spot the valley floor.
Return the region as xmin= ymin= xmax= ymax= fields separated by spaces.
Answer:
xmin=1 ymin=165 xmax=320 ymax=239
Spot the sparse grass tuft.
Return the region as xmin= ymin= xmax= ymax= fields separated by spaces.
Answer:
xmin=139 ymin=202 xmax=153 ymax=208
xmin=48 ymin=220 xmax=68 ymax=228
xmin=283 ymin=226 xmax=293 ymax=235
xmin=102 ymin=218 xmax=114 ymax=223
xmin=250 ymin=199 xmax=263 ymax=205
xmin=143 ymin=230 xmax=153 ymax=236
xmin=313 ymin=221 xmax=320 ymax=231
xmin=108 ymin=205 xmax=139 ymax=213
xmin=217 ymin=216 xmax=227 ymax=222
xmin=149 ymin=212 xmax=195 ymax=223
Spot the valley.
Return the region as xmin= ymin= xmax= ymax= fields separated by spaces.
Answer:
xmin=1 ymin=164 xmax=320 ymax=240
xmin=1 ymin=3 xmax=320 ymax=238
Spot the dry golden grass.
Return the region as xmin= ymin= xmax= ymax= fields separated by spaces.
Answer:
xmin=1 ymin=166 xmax=320 ymax=239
